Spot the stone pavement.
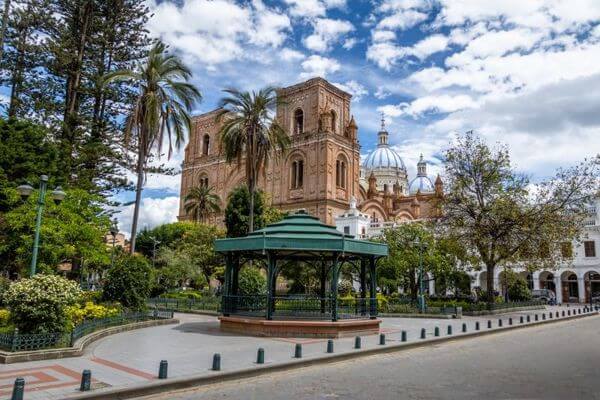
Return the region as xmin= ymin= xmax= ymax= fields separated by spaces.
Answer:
xmin=0 ymin=305 xmax=587 ymax=400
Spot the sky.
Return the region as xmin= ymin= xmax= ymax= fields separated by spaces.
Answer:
xmin=114 ymin=0 xmax=600 ymax=236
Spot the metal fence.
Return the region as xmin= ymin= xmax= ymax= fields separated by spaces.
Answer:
xmin=0 ymin=309 xmax=174 ymax=352
xmin=148 ymin=297 xmax=221 ymax=313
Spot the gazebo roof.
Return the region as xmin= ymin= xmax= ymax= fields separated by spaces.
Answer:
xmin=214 ymin=211 xmax=388 ymax=257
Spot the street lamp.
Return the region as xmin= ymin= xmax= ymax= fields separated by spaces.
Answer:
xmin=151 ymin=237 xmax=161 ymax=268
xmin=412 ymin=237 xmax=429 ymax=313
xmin=109 ymin=219 xmax=119 ymax=269
xmin=16 ymin=175 xmax=65 ymax=276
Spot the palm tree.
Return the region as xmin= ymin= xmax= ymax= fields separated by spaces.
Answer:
xmin=217 ymin=87 xmax=289 ymax=232
xmin=104 ymin=42 xmax=201 ymax=253
xmin=184 ymin=185 xmax=222 ymax=223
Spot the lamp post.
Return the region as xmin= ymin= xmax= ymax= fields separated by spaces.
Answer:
xmin=151 ymin=237 xmax=161 ymax=268
xmin=412 ymin=237 xmax=429 ymax=313
xmin=109 ymin=219 xmax=119 ymax=269
xmin=16 ymin=175 xmax=66 ymax=277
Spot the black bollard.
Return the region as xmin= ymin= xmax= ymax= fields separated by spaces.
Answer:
xmin=421 ymin=328 xmax=426 ymax=339
xmin=475 ymin=321 xmax=480 ymax=331
xmin=462 ymin=323 xmax=467 ymax=332
xmin=212 ymin=353 xmax=221 ymax=371
xmin=562 ymin=310 xmax=566 ymax=317
xmin=354 ymin=336 xmax=362 ymax=349
xmin=568 ymin=310 xmax=571 ymax=316
xmin=327 ymin=339 xmax=334 ymax=353
xmin=379 ymin=334 xmax=386 ymax=345
xmin=434 ymin=326 xmax=440 ymax=337
xmin=487 ymin=320 xmax=492 ymax=329
xmin=509 ymin=317 xmax=513 ymax=325
xmin=535 ymin=314 xmax=539 ymax=321
xmin=520 ymin=316 xmax=524 ymax=323
xmin=498 ymin=319 xmax=503 ymax=327
xmin=80 ymin=369 xmax=91 ymax=391
xmin=556 ymin=311 xmax=559 ymax=318
xmin=11 ymin=378 xmax=24 ymax=400
xmin=256 ymin=348 xmax=264 ymax=364
xmin=158 ymin=360 xmax=168 ymax=379
xmin=549 ymin=312 xmax=553 ymax=319
xmin=447 ymin=325 xmax=453 ymax=335
xmin=401 ymin=330 xmax=407 ymax=342
xmin=294 ymin=344 xmax=302 ymax=359
xmin=527 ymin=315 xmax=531 ymax=322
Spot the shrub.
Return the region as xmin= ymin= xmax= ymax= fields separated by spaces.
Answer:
xmin=0 ymin=276 xmax=10 ymax=306
xmin=0 ymin=309 xmax=10 ymax=325
xmin=65 ymin=302 xmax=121 ymax=330
xmin=338 ymin=280 xmax=353 ymax=296
xmin=238 ymin=267 xmax=266 ymax=295
xmin=4 ymin=274 xmax=82 ymax=333
xmin=102 ymin=253 xmax=152 ymax=310
xmin=508 ymin=277 xmax=532 ymax=301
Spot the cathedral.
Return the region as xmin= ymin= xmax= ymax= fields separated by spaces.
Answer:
xmin=178 ymin=77 xmax=443 ymax=229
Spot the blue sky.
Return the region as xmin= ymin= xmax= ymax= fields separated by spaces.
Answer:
xmin=113 ymin=0 xmax=600 ymax=235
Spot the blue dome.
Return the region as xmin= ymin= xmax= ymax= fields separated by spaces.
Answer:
xmin=363 ymin=146 xmax=406 ymax=171
xmin=409 ymin=176 xmax=434 ymax=194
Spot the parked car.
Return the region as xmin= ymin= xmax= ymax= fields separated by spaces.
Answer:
xmin=531 ymin=289 xmax=556 ymax=305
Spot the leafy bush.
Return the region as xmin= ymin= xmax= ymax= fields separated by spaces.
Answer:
xmin=238 ymin=267 xmax=266 ymax=295
xmin=65 ymin=302 xmax=121 ymax=330
xmin=508 ymin=277 xmax=532 ymax=301
xmin=338 ymin=280 xmax=353 ymax=296
xmin=0 ymin=309 xmax=10 ymax=325
xmin=161 ymin=289 xmax=207 ymax=300
xmin=4 ymin=274 xmax=82 ymax=333
xmin=0 ymin=277 xmax=10 ymax=306
xmin=102 ymin=253 xmax=152 ymax=310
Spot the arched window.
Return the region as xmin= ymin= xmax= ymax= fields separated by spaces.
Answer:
xmin=336 ymin=156 xmax=347 ymax=189
xmin=290 ymin=158 xmax=304 ymax=189
xmin=199 ymin=175 xmax=209 ymax=188
xmin=202 ymin=134 xmax=210 ymax=155
xmin=330 ymin=110 xmax=336 ymax=133
xmin=294 ymin=109 xmax=304 ymax=134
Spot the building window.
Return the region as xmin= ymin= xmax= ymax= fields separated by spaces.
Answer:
xmin=330 ymin=110 xmax=336 ymax=133
xmin=294 ymin=109 xmax=304 ymax=134
xmin=336 ymin=157 xmax=347 ymax=189
xmin=202 ymin=134 xmax=210 ymax=155
xmin=343 ymin=226 xmax=350 ymax=234
xmin=291 ymin=159 xmax=304 ymax=189
xmin=584 ymin=241 xmax=596 ymax=257
xmin=199 ymin=175 xmax=208 ymax=187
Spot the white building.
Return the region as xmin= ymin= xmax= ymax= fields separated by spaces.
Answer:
xmin=336 ymin=197 xmax=600 ymax=304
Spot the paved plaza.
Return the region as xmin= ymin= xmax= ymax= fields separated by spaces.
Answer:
xmin=0 ymin=306 xmax=592 ymax=400
xmin=144 ymin=312 xmax=600 ymax=400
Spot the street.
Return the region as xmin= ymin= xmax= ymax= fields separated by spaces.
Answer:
xmin=141 ymin=315 xmax=600 ymax=400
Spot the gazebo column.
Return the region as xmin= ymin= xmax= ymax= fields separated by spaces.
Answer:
xmin=360 ymin=258 xmax=367 ymax=316
xmin=223 ymin=253 xmax=233 ymax=316
xmin=266 ymin=252 xmax=277 ymax=320
xmin=320 ymin=261 xmax=327 ymax=314
xmin=330 ymin=255 xmax=340 ymax=322
xmin=231 ymin=256 xmax=240 ymax=296
xmin=369 ymin=256 xmax=377 ymax=319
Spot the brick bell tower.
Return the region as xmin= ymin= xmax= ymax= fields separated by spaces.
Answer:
xmin=265 ymin=78 xmax=361 ymax=225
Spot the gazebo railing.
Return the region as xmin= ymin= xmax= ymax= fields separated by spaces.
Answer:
xmin=222 ymin=294 xmax=376 ymax=320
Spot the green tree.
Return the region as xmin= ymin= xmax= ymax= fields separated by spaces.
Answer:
xmin=184 ymin=185 xmax=221 ymax=223
xmin=224 ymin=186 xmax=266 ymax=237
xmin=1 ymin=187 xmax=111 ymax=278
xmin=102 ymin=252 xmax=152 ymax=309
xmin=441 ymin=131 xmax=599 ymax=303
xmin=217 ymin=87 xmax=289 ymax=232
xmin=103 ymin=42 xmax=201 ymax=252
xmin=238 ymin=266 xmax=266 ymax=295
xmin=135 ymin=221 xmax=195 ymax=259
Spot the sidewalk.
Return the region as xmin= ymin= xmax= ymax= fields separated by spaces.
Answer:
xmin=0 ymin=305 xmax=590 ymax=400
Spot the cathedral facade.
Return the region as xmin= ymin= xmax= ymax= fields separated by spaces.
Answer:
xmin=178 ymin=77 xmax=442 ymax=228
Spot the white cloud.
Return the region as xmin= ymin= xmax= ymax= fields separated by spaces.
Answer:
xmin=372 ymin=30 xmax=396 ymax=42
xmin=332 ymin=80 xmax=369 ymax=101
xmin=299 ymin=55 xmax=341 ymax=79
xmin=147 ymin=0 xmax=291 ymax=66
xmin=116 ymin=196 xmax=180 ymax=238
xmin=377 ymin=9 xmax=428 ymax=30
xmin=379 ymin=94 xmax=478 ymax=118
xmin=284 ymin=0 xmax=346 ymax=18
xmin=303 ymin=18 xmax=354 ymax=52
xmin=342 ymin=37 xmax=358 ymax=50
xmin=280 ymin=48 xmax=306 ymax=62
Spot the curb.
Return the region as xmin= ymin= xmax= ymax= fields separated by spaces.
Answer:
xmin=0 ymin=319 xmax=179 ymax=364
xmin=63 ymin=310 xmax=598 ymax=400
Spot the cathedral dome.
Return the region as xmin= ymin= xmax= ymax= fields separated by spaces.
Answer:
xmin=409 ymin=154 xmax=434 ymax=194
xmin=362 ymin=118 xmax=406 ymax=173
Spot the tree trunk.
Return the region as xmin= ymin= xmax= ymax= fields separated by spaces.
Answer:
xmin=248 ymin=177 xmax=255 ymax=233
xmin=0 ymin=0 xmax=11 ymax=63
xmin=486 ymin=263 xmax=495 ymax=304
xmin=129 ymin=147 xmax=145 ymax=254
xmin=8 ymin=19 xmax=28 ymax=118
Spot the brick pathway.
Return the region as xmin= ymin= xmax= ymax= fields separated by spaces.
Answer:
xmin=0 ymin=305 xmax=584 ymax=400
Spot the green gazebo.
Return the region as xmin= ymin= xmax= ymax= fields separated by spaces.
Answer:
xmin=214 ymin=211 xmax=388 ymax=337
